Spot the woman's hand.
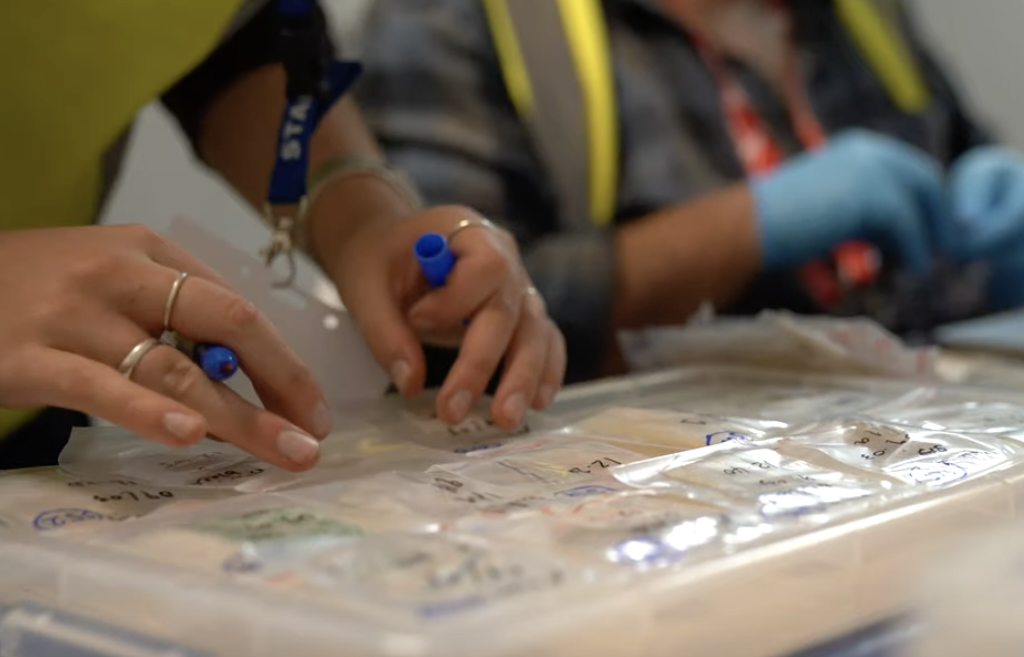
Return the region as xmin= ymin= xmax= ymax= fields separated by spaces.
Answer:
xmin=328 ymin=206 xmax=566 ymax=429
xmin=0 ymin=225 xmax=329 ymax=471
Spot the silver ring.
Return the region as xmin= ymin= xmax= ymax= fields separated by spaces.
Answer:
xmin=118 ymin=338 xmax=162 ymax=380
xmin=163 ymin=271 xmax=188 ymax=331
xmin=447 ymin=217 xmax=497 ymax=243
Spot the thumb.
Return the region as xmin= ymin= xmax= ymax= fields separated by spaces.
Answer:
xmin=951 ymin=153 xmax=1024 ymax=258
xmin=342 ymin=275 xmax=426 ymax=397
xmin=950 ymin=151 xmax=1001 ymax=224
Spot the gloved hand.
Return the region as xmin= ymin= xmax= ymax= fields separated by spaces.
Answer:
xmin=945 ymin=146 xmax=1024 ymax=309
xmin=753 ymin=129 xmax=946 ymax=273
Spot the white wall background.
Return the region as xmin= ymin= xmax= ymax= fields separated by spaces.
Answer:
xmin=100 ymin=0 xmax=1024 ymax=255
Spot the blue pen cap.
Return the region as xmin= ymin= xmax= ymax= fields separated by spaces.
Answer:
xmin=414 ymin=233 xmax=455 ymax=288
xmin=194 ymin=344 xmax=239 ymax=382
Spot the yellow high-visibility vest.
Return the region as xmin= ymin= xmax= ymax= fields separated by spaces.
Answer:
xmin=483 ymin=0 xmax=932 ymax=228
xmin=0 ymin=0 xmax=247 ymax=439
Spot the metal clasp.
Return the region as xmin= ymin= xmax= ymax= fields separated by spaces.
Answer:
xmin=261 ymin=198 xmax=308 ymax=289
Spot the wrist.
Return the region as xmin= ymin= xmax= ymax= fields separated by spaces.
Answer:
xmin=305 ymin=159 xmax=423 ymax=276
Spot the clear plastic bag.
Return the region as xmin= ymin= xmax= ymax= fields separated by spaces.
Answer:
xmin=427 ymin=437 xmax=649 ymax=487
xmin=89 ymin=495 xmax=368 ymax=577
xmin=867 ymin=400 xmax=1024 ymax=438
xmin=614 ymin=443 xmax=894 ymax=521
xmin=481 ymin=490 xmax=730 ymax=569
xmin=288 ymin=471 xmax=521 ymax=530
xmin=790 ymin=419 xmax=1019 ymax=487
xmin=0 ymin=467 xmax=228 ymax=537
xmin=568 ymin=406 xmax=783 ymax=453
xmin=284 ymin=532 xmax=600 ymax=621
xmin=60 ymin=428 xmax=303 ymax=493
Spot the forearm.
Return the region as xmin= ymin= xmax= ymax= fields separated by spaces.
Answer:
xmin=198 ymin=65 xmax=417 ymax=278
xmin=611 ymin=183 xmax=762 ymax=329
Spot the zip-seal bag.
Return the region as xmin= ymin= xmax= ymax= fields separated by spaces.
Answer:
xmin=866 ymin=399 xmax=1024 ymax=439
xmin=612 ymin=442 xmax=895 ymax=523
xmin=288 ymin=471 xmax=523 ymax=530
xmin=427 ymin=436 xmax=649 ymax=488
xmin=567 ymin=407 xmax=784 ymax=453
xmin=280 ymin=531 xmax=605 ymax=622
xmin=467 ymin=488 xmax=730 ymax=570
xmin=87 ymin=494 xmax=369 ymax=578
xmin=0 ymin=467 xmax=228 ymax=537
xmin=789 ymin=419 xmax=1020 ymax=488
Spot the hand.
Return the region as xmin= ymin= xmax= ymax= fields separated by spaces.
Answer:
xmin=328 ymin=206 xmax=567 ymax=429
xmin=946 ymin=146 xmax=1024 ymax=309
xmin=0 ymin=226 xmax=329 ymax=471
xmin=752 ymin=129 xmax=946 ymax=272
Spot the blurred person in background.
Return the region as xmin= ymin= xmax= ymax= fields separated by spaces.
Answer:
xmin=0 ymin=0 xmax=564 ymax=470
xmin=357 ymin=0 xmax=1024 ymax=382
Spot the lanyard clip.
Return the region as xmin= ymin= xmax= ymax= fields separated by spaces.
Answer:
xmin=261 ymin=198 xmax=308 ymax=289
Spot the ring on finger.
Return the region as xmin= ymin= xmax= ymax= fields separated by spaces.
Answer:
xmin=163 ymin=271 xmax=188 ymax=331
xmin=447 ymin=216 xmax=497 ymax=243
xmin=118 ymin=337 xmax=163 ymax=380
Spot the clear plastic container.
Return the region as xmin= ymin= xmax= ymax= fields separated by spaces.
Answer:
xmin=5 ymin=365 xmax=1024 ymax=657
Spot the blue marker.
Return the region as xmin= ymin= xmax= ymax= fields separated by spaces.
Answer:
xmin=414 ymin=233 xmax=471 ymax=327
xmin=414 ymin=232 xmax=456 ymax=288
xmin=171 ymin=334 xmax=239 ymax=382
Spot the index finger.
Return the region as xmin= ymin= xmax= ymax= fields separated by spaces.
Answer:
xmin=122 ymin=265 xmax=331 ymax=439
xmin=436 ymin=291 xmax=520 ymax=425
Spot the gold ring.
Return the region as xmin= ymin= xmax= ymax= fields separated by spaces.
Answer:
xmin=118 ymin=338 xmax=162 ymax=380
xmin=163 ymin=271 xmax=188 ymax=331
xmin=447 ymin=217 xmax=497 ymax=243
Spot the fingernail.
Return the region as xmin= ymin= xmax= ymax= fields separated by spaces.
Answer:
xmin=538 ymin=384 xmax=557 ymax=409
xmin=390 ymin=360 xmax=412 ymax=394
xmin=447 ymin=390 xmax=473 ymax=423
xmin=163 ymin=413 xmax=204 ymax=442
xmin=311 ymin=401 xmax=332 ymax=438
xmin=278 ymin=429 xmax=321 ymax=467
xmin=502 ymin=393 xmax=527 ymax=426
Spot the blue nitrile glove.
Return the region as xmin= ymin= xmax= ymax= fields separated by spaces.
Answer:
xmin=753 ymin=129 xmax=946 ymax=273
xmin=946 ymin=146 xmax=1024 ymax=309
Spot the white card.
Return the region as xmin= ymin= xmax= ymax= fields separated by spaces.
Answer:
xmin=167 ymin=216 xmax=389 ymax=407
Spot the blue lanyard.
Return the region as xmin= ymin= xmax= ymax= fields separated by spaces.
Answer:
xmin=264 ymin=0 xmax=362 ymax=284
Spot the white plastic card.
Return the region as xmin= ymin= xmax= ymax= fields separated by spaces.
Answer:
xmin=168 ymin=216 xmax=389 ymax=408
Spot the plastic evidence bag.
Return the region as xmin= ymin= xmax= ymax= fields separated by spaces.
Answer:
xmin=613 ymin=442 xmax=894 ymax=522
xmin=287 ymin=471 xmax=521 ymax=529
xmin=387 ymin=392 xmax=545 ymax=456
xmin=568 ymin=406 xmax=784 ymax=452
xmin=60 ymin=427 xmax=302 ymax=493
xmin=88 ymin=495 xmax=368 ymax=579
xmin=0 ymin=467 xmax=228 ymax=537
xmin=280 ymin=531 xmax=602 ymax=622
xmin=866 ymin=400 xmax=1024 ymax=439
xmin=475 ymin=489 xmax=730 ymax=570
xmin=629 ymin=375 xmax=886 ymax=424
xmin=427 ymin=437 xmax=649 ymax=487
xmin=790 ymin=419 xmax=1021 ymax=488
